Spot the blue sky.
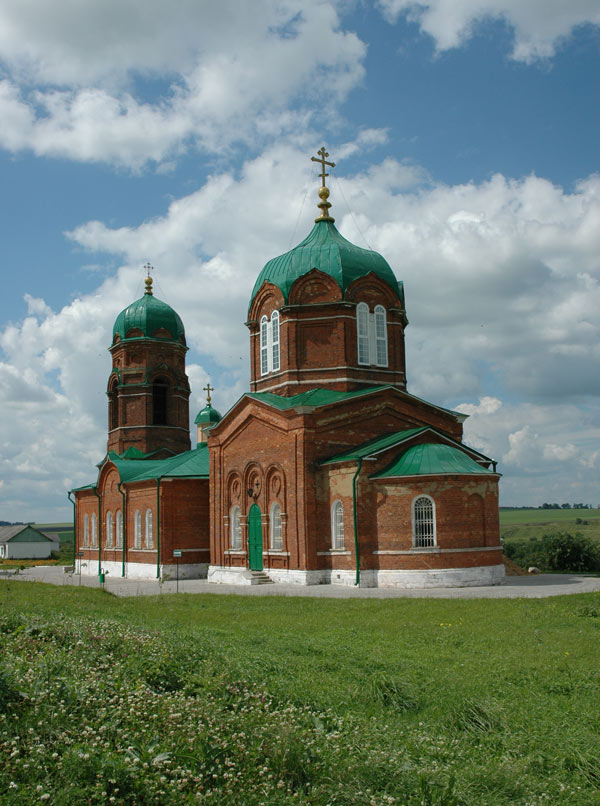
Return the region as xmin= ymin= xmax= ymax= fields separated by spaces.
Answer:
xmin=0 ymin=0 xmax=599 ymax=520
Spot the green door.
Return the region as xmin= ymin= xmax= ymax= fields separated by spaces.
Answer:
xmin=248 ymin=504 xmax=263 ymax=571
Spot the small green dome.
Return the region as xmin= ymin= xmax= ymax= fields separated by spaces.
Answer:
xmin=249 ymin=220 xmax=401 ymax=312
xmin=113 ymin=285 xmax=185 ymax=345
xmin=194 ymin=404 xmax=222 ymax=425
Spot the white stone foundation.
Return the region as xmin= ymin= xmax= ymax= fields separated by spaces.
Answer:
xmin=78 ymin=560 xmax=208 ymax=580
xmin=208 ymin=563 xmax=505 ymax=588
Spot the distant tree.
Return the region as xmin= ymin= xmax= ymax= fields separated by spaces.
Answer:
xmin=561 ymin=503 xmax=571 ymax=509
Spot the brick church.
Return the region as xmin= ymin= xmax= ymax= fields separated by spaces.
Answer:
xmin=72 ymin=151 xmax=505 ymax=587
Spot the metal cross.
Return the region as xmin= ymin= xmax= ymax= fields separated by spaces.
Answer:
xmin=311 ymin=147 xmax=335 ymax=187
xmin=144 ymin=262 xmax=153 ymax=276
xmin=203 ymin=383 xmax=214 ymax=405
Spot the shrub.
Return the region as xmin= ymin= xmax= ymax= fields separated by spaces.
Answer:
xmin=504 ymin=532 xmax=600 ymax=573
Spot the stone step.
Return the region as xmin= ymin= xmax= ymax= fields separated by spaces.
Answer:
xmin=249 ymin=570 xmax=274 ymax=585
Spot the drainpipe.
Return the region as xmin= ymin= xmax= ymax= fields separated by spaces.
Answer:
xmin=156 ymin=477 xmax=162 ymax=580
xmin=352 ymin=458 xmax=363 ymax=586
xmin=118 ymin=482 xmax=126 ymax=578
xmin=92 ymin=487 xmax=102 ymax=576
xmin=67 ymin=491 xmax=76 ymax=569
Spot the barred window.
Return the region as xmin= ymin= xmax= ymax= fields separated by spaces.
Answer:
xmin=134 ymin=510 xmax=142 ymax=549
xmin=145 ymin=509 xmax=153 ymax=549
xmin=271 ymin=311 xmax=280 ymax=372
xmin=83 ymin=514 xmax=90 ymax=547
xmin=106 ymin=511 xmax=114 ymax=548
xmin=260 ymin=316 xmax=269 ymax=375
xmin=230 ymin=506 xmax=242 ymax=549
xmin=374 ymin=305 xmax=388 ymax=367
xmin=91 ymin=513 xmax=98 ymax=548
xmin=357 ymin=303 xmax=370 ymax=365
xmin=116 ymin=510 xmax=123 ymax=548
xmin=412 ymin=496 xmax=436 ymax=547
xmin=270 ymin=503 xmax=283 ymax=550
xmin=331 ymin=500 xmax=345 ymax=550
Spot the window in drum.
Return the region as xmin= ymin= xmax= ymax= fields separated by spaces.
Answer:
xmin=412 ymin=496 xmax=436 ymax=547
xmin=260 ymin=316 xmax=269 ymax=375
xmin=357 ymin=303 xmax=370 ymax=365
xmin=271 ymin=311 xmax=280 ymax=372
xmin=331 ymin=500 xmax=345 ymax=549
xmin=374 ymin=305 xmax=388 ymax=367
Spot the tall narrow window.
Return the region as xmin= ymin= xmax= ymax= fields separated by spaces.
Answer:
xmin=374 ymin=305 xmax=388 ymax=367
xmin=152 ymin=377 xmax=168 ymax=425
xmin=91 ymin=513 xmax=98 ymax=548
xmin=357 ymin=303 xmax=370 ymax=365
xmin=260 ymin=316 xmax=269 ymax=375
xmin=271 ymin=311 xmax=280 ymax=372
xmin=109 ymin=378 xmax=119 ymax=430
xmin=331 ymin=500 xmax=345 ymax=549
xmin=270 ymin=503 xmax=282 ymax=550
xmin=412 ymin=496 xmax=435 ymax=547
xmin=116 ymin=511 xmax=123 ymax=548
xmin=134 ymin=510 xmax=142 ymax=549
xmin=230 ymin=506 xmax=242 ymax=549
xmin=83 ymin=514 xmax=90 ymax=547
xmin=145 ymin=509 xmax=153 ymax=549
xmin=106 ymin=511 xmax=114 ymax=548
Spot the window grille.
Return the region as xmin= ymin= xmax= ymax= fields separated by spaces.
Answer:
xmin=260 ymin=316 xmax=269 ymax=375
xmin=271 ymin=311 xmax=280 ymax=372
xmin=134 ymin=510 xmax=142 ymax=549
xmin=331 ymin=501 xmax=345 ymax=549
xmin=91 ymin=513 xmax=98 ymax=548
xmin=106 ymin=512 xmax=114 ymax=548
xmin=145 ymin=509 xmax=153 ymax=549
xmin=270 ymin=503 xmax=283 ymax=550
xmin=357 ymin=303 xmax=370 ymax=365
xmin=230 ymin=506 xmax=242 ymax=549
xmin=413 ymin=496 xmax=435 ymax=547
xmin=374 ymin=305 xmax=388 ymax=367
xmin=116 ymin=511 xmax=123 ymax=548
xmin=83 ymin=514 xmax=89 ymax=547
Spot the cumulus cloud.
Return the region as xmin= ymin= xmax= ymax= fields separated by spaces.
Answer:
xmin=0 ymin=1 xmax=365 ymax=168
xmin=378 ymin=0 xmax=600 ymax=62
xmin=1 ymin=146 xmax=599 ymax=516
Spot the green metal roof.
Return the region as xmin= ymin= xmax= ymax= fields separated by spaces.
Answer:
xmin=194 ymin=404 xmax=222 ymax=425
xmin=320 ymin=428 xmax=428 ymax=465
xmin=249 ymin=220 xmax=402 ymax=312
xmin=113 ymin=292 xmax=185 ymax=344
xmin=107 ymin=444 xmax=209 ymax=484
xmin=371 ymin=443 xmax=496 ymax=479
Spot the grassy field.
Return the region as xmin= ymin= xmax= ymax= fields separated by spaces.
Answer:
xmin=1 ymin=582 xmax=599 ymax=804
xmin=500 ymin=508 xmax=600 ymax=544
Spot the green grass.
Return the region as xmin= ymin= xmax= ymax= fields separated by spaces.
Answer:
xmin=500 ymin=508 xmax=600 ymax=544
xmin=1 ymin=583 xmax=599 ymax=804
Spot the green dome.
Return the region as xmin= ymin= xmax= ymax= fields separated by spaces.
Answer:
xmin=249 ymin=220 xmax=401 ymax=312
xmin=113 ymin=290 xmax=185 ymax=345
xmin=194 ymin=404 xmax=222 ymax=425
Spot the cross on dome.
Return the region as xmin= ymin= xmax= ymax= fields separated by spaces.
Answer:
xmin=144 ymin=263 xmax=154 ymax=295
xmin=311 ymin=147 xmax=336 ymax=223
xmin=203 ymin=383 xmax=214 ymax=405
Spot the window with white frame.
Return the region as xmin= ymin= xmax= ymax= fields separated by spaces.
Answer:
xmin=145 ymin=509 xmax=153 ymax=549
xmin=412 ymin=496 xmax=436 ymax=547
xmin=230 ymin=505 xmax=242 ymax=549
xmin=83 ymin=514 xmax=89 ymax=547
xmin=91 ymin=513 xmax=98 ymax=548
xmin=331 ymin=500 xmax=345 ymax=549
xmin=116 ymin=511 xmax=123 ymax=548
xmin=270 ymin=503 xmax=283 ymax=550
xmin=356 ymin=302 xmax=388 ymax=367
xmin=106 ymin=511 xmax=114 ymax=548
xmin=260 ymin=311 xmax=281 ymax=375
xmin=134 ymin=510 xmax=142 ymax=549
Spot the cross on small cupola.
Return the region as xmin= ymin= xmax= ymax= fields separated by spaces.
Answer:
xmin=311 ymin=147 xmax=336 ymax=223
xmin=203 ymin=382 xmax=214 ymax=406
xmin=144 ymin=263 xmax=154 ymax=295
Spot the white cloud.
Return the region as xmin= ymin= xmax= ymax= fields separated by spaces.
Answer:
xmin=378 ymin=0 xmax=600 ymax=62
xmin=0 ymin=1 xmax=366 ymax=169
xmin=1 ymin=147 xmax=599 ymax=516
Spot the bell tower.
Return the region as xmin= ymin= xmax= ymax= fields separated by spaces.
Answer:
xmin=107 ymin=272 xmax=191 ymax=457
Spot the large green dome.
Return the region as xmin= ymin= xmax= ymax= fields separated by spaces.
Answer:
xmin=249 ymin=219 xmax=401 ymax=312
xmin=113 ymin=281 xmax=185 ymax=345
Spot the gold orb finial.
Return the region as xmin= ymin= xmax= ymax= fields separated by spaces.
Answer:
xmin=311 ymin=147 xmax=335 ymax=223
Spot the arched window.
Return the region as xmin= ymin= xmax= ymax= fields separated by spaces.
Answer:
xmin=106 ymin=511 xmax=114 ymax=548
xmin=331 ymin=500 xmax=345 ymax=549
xmin=152 ymin=377 xmax=169 ymax=425
xmin=412 ymin=496 xmax=436 ymax=547
xmin=134 ymin=510 xmax=142 ymax=549
xmin=91 ymin=513 xmax=98 ymax=548
xmin=230 ymin=505 xmax=242 ymax=549
xmin=115 ymin=511 xmax=123 ymax=548
xmin=374 ymin=305 xmax=388 ymax=367
xmin=270 ymin=503 xmax=282 ymax=550
xmin=260 ymin=316 xmax=269 ymax=375
xmin=271 ymin=311 xmax=280 ymax=372
xmin=109 ymin=378 xmax=119 ymax=430
xmin=83 ymin=514 xmax=89 ymax=547
xmin=357 ymin=303 xmax=370 ymax=365
xmin=145 ymin=509 xmax=153 ymax=549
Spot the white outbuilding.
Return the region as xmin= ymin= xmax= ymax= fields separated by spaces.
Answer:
xmin=0 ymin=525 xmax=56 ymax=560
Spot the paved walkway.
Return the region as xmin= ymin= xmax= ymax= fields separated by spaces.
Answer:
xmin=3 ymin=565 xmax=600 ymax=599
